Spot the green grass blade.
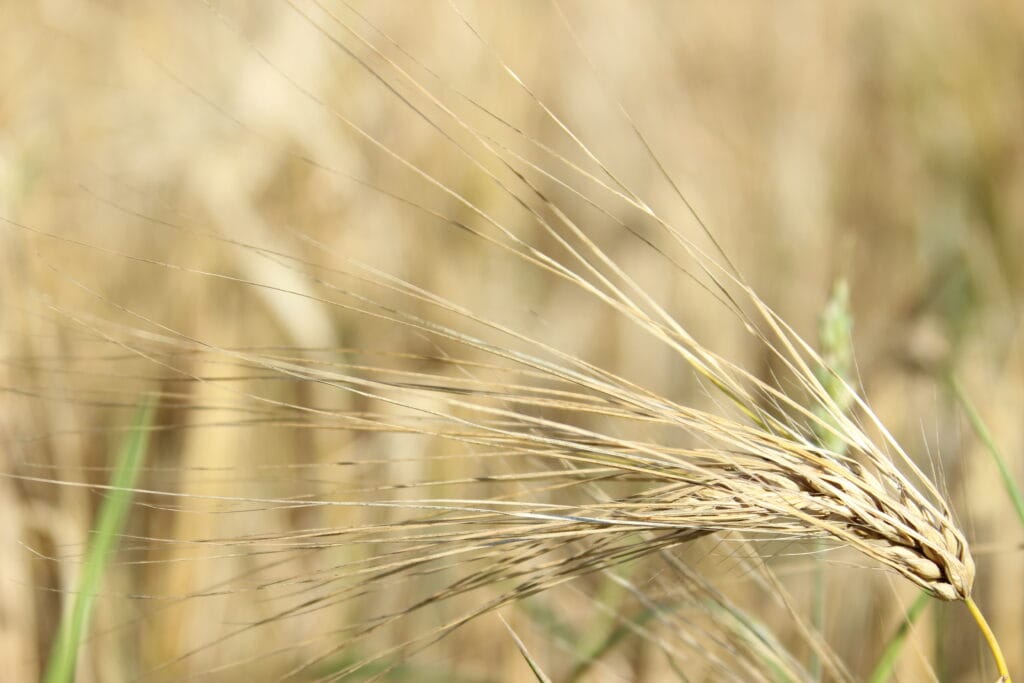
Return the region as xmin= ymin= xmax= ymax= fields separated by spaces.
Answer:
xmin=813 ymin=279 xmax=855 ymax=453
xmin=702 ymin=601 xmax=799 ymax=683
xmin=43 ymin=401 xmax=155 ymax=683
xmin=811 ymin=279 xmax=854 ymax=680
xmin=950 ymin=375 xmax=1024 ymax=526
xmin=866 ymin=591 xmax=930 ymax=683
xmin=566 ymin=606 xmax=657 ymax=683
xmin=565 ymin=566 xmax=635 ymax=683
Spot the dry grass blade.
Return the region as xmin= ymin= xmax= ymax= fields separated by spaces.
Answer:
xmin=498 ymin=613 xmax=554 ymax=683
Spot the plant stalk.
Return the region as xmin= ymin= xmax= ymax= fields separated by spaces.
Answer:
xmin=965 ymin=596 xmax=1011 ymax=682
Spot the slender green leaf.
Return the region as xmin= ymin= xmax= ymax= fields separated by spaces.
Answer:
xmin=950 ymin=375 xmax=1024 ymax=526
xmin=867 ymin=591 xmax=930 ymax=683
xmin=43 ymin=401 xmax=155 ymax=683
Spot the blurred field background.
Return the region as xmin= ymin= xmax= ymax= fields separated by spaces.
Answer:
xmin=1 ymin=1 xmax=1022 ymax=681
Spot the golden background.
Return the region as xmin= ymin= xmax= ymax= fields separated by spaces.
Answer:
xmin=1 ymin=1 xmax=1021 ymax=681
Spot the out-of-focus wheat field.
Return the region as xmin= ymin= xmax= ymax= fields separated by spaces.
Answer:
xmin=1 ymin=1 xmax=1022 ymax=681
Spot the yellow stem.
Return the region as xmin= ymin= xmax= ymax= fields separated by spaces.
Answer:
xmin=965 ymin=596 xmax=1012 ymax=682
